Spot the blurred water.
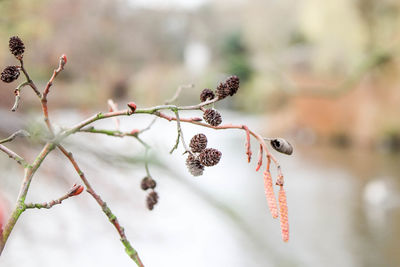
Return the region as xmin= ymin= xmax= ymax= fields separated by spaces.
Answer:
xmin=0 ymin=110 xmax=399 ymax=267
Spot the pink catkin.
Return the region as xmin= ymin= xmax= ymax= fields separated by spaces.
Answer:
xmin=263 ymin=171 xmax=278 ymax=218
xmin=278 ymin=186 xmax=289 ymax=242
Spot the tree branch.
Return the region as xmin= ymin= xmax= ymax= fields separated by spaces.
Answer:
xmin=56 ymin=144 xmax=145 ymax=267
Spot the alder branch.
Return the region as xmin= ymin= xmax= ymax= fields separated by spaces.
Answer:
xmin=41 ymin=55 xmax=66 ymax=136
xmin=56 ymin=144 xmax=145 ymax=267
xmin=0 ymin=142 xmax=55 ymax=255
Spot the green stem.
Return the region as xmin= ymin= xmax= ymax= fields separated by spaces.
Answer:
xmin=0 ymin=142 xmax=55 ymax=255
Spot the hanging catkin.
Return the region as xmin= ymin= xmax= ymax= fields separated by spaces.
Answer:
xmin=263 ymin=170 xmax=278 ymax=218
xmin=278 ymin=186 xmax=289 ymax=242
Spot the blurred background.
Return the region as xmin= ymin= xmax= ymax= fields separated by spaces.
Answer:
xmin=0 ymin=0 xmax=400 ymax=266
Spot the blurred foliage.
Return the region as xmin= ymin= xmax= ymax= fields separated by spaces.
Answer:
xmin=0 ymin=0 xmax=399 ymax=148
xmin=221 ymin=31 xmax=253 ymax=84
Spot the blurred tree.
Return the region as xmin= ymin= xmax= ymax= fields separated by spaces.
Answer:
xmin=221 ymin=31 xmax=253 ymax=83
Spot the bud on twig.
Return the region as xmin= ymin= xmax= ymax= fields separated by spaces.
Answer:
xmin=127 ymin=102 xmax=137 ymax=114
xmin=59 ymin=54 xmax=67 ymax=70
xmin=68 ymin=184 xmax=84 ymax=196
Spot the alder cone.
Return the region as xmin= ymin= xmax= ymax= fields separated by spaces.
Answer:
xmin=189 ymin=133 xmax=208 ymax=153
xmin=9 ymin=36 xmax=25 ymax=58
xmin=200 ymin=88 xmax=215 ymax=102
xmin=1 ymin=66 xmax=20 ymax=83
xmin=203 ymin=109 xmax=222 ymax=126
xmin=199 ymin=148 xmax=222 ymax=167
xmin=186 ymin=154 xmax=204 ymax=176
xmin=225 ymin=75 xmax=240 ymax=96
xmin=141 ymin=177 xmax=156 ymax=190
xmin=146 ymin=191 xmax=159 ymax=210
xmin=216 ymin=82 xmax=230 ymax=99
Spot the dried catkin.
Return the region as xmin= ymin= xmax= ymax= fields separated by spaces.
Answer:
xmin=278 ymin=186 xmax=289 ymax=242
xmin=263 ymin=171 xmax=278 ymax=218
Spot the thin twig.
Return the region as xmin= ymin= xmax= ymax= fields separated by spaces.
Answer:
xmin=164 ymin=84 xmax=194 ymax=104
xmin=0 ymin=144 xmax=29 ymax=168
xmin=243 ymin=125 xmax=252 ymax=163
xmin=172 ymin=110 xmax=190 ymax=154
xmin=107 ymin=99 xmax=121 ymax=130
xmin=19 ymin=59 xmax=42 ymax=98
xmin=0 ymin=130 xmax=30 ymax=144
xmin=41 ymin=55 xmax=66 ymax=136
xmin=56 ymin=144 xmax=145 ymax=267
xmin=11 ymin=81 xmax=30 ymax=112
xmin=256 ymin=144 xmax=263 ymax=172
xmin=25 ymin=184 xmax=83 ymax=209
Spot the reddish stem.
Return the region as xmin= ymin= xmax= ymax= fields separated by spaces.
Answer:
xmin=243 ymin=125 xmax=252 ymax=163
xmin=57 ymin=145 xmax=145 ymax=267
xmin=255 ymin=144 xmax=263 ymax=171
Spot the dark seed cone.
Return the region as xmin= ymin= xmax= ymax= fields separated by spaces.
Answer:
xmin=141 ymin=176 xmax=157 ymax=190
xmin=146 ymin=191 xmax=159 ymax=210
xmin=199 ymin=148 xmax=222 ymax=167
xmin=9 ymin=36 xmax=25 ymax=58
xmin=189 ymin=133 xmax=208 ymax=153
xmin=200 ymin=88 xmax=215 ymax=102
xmin=186 ymin=154 xmax=205 ymax=176
xmin=1 ymin=66 xmax=20 ymax=83
xmin=216 ymin=82 xmax=230 ymax=99
xmin=203 ymin=109 xmax=222 ymax=126
xmin=226 ymin=75 xmax=240 ymax=96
